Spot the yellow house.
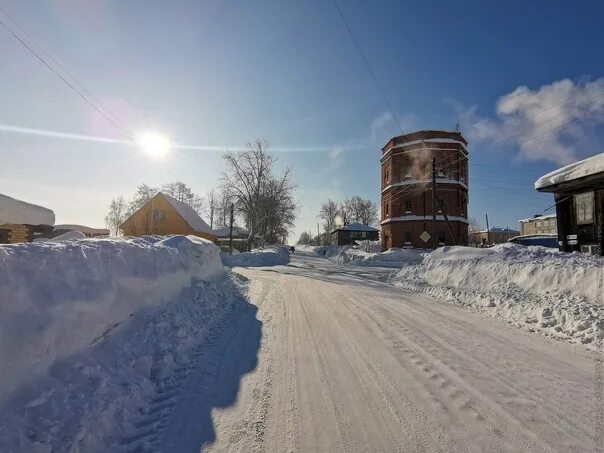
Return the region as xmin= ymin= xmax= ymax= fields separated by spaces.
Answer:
xmin=120 ymin=192 xmax=217 ymax=241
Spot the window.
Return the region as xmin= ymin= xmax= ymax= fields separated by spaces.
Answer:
xmin=384 ymin=203 xmax=389 ymax=217
xmin=575 ymin=192 xmax=594 ymax=224
xmin=401 ymin=166 xmax=412 ymax=179
xmin=437 ymin=199 xmax=445 ymax=213
xmin=384 ymin=169 xmax=390 ymax=185
xmin=438 ymin=231 xmax=446 ymax=244
xmin=404 ymin=231 xmax=412 ymax=244
xmin=404 ymin=200 xmax=412 ymax=213
xmin=153 ymin=208 xmax=166 ymax=221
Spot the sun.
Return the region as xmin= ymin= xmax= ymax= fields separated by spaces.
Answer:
xmin=135 ymin=131 xmax=171 ymax=159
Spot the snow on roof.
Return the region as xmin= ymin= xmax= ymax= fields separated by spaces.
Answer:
xmin=160 ymin=192 xmax=215 ymax=236
xmin=213 ymin=225 xmax=249 ymax=238
xmin=518 ymin=214 xmax=556 ymax=223
xmin=535 ymin=152 xmax=604 ymax=190
xmin=0 ymin=193 xmax=55 ymax=226
xmin=336 ymin=222 xmax=379 ymax=232
xmin=473 ymin=227 xmax=519 ymax=234
xmin=55 ymin=224 xmax=109 ymax=235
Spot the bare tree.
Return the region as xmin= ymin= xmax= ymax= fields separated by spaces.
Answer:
xmin=221 ymin=139 xmax=298 ymax=249
xmin=297 ymin=231 xmax=312 ymax=245
xmin=162 ymin=181 xmax=203 ymax=214
xmin=104 ymin=196 xmax=127 ymax=236
xmin=127 ymin=184 xmax=158 ymax=216
xmin=332 ymin=196 xmax=378 ymax=226
xmin=205 ymin=189 xmax=217 ymax=229
xmin=215 ymin=188 xmax=234 ymax=227
xmin=319 ymin=199 xmax=339 ymax=233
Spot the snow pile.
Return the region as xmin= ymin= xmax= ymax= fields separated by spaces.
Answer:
xmin=0 ymin=270 xmax=251 ymax=452
xmin=49 ymin=230 xmax=87 ymax=241
xmin=535 ymin=151 xmax=604 ymax=189
xmin=222 ymin=245 xmax=290 ymax=267
xmin=0 ymin=193 xmax=55 ymax=226
xmin=315 ymin=245 xmax=426 ymax=267
xmin=0 ymin=235 xmax=224 ymax=400
xmin=392 ymin=243 xmax=604 ymax=346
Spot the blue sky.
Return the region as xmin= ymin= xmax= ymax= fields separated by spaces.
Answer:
xmin=1 ymin=0 xmax=604 ymax=240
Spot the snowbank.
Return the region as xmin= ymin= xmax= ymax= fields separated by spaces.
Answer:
xmin=315 ymin=245 xmax=426 ymax=267
xmin=0 ymin=270 xmax=251 ymax=452
xmin=392 ymin=244 xmax=604 ymax=346
xmin=0 ymin=193 xmax=55 ymax=226
xmin=222 ymin=245 xmax=290 ymax=267
xmin=0 ymin=235 xmax=224 ymax=400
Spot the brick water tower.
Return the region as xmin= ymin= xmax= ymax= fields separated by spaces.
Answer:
xmin=380 ymin=130 xmax=469 ymax=250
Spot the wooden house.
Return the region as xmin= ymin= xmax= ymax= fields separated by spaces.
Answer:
xmin=120 ymin=192 xmax=217 ymax=241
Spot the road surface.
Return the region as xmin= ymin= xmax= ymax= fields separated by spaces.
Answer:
xmin=152 ymin=251 xmax=598 ymax=452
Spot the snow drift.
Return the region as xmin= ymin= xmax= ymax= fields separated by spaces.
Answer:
xmin=222 ymin=245 xmax=290 ymax=267
xmin=315 ymin=245 xmax=426 ymax=267
xmin=393 ymin=243 xmax=603 ymax=346
xmin=0 ymin=235 xmax=224 ymax=400
xmin=0 ymin=193 xmax=55 ymax=226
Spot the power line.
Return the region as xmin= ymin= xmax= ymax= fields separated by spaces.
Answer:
xmin=0 ymin=12 xmax=132 ymax=139
xmin=333 ymin=0 xmax=403 ymax=134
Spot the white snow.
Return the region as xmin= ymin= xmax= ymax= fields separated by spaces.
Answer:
xmin=0 ymin=235 xmax=224 ymax=401
xmin=519 ymin=213 xmax=556 ymax=223
xmin=315 ymin=244 xmax=427 ymax=267
xmin=392 ymin=243 xmax=603 ymax=347
xmin=0 ymin=193 xmax=55 ymax=226
xmin=335 ymin=222 xmax=379 ymax=232
xmin=54 ymin=224 xmax=110 ymax=235
xmin=47 ymin=230 xmax=87 ymax=241
xmin=535 ymin=151 xmax=604 ymax=189
xmin=213 ymin=225 xmax=248 ymax=238
xmin=222 ymin=245 xmax=290 ymax=267
xmin=381 ymin=178 xmax=468 ymax=192
xmin=161 ymin=192 xmax=215 ymax=235
xmin=382 ymin=214 xmax=469 ymax=224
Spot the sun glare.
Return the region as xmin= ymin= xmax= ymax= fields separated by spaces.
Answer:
xmin=136 ymin=131 xmax=171 ymax=159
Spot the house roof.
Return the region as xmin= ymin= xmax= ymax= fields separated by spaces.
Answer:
xmin=160 ymin=192 xmax=215 ymax=235
xmin=535 ymin=151 xmax=604 ymax=190
xmin=213 ymin=225 xmax=249 ymax=238
xmin=473 ymin=227 xmax=519 ymax=234
xmin=55 ymin=224 xmax=109 ymax=235
xmin=332 ymin=222 xmax=380 ymax=233
xmin=0 ymin=193 xmax=55 ymax=226
xmin=518 ymin=214 xmax=556 ymax=223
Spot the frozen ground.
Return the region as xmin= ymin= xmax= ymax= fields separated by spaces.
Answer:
xmin=221 ymin=245 xmax=290 ymax=267
xmin=206 ymin=251 xmax=598 ymax=452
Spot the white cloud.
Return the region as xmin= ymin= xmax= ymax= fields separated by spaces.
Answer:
xmin=454 ymin=78 xmax=604 ymax=165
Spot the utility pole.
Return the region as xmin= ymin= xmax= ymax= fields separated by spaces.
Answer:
xmin=228 ymin=203 xmax=234 ymax=254
xmin=485 ymin=213 xmax=490 ymax=246
xmin=317 ymin=223 xmax=320 ymax=246
xmin=432 ymin=157 xmax=437 ymax=250
xmin=437 ymin=197 xmax=457 ymax=245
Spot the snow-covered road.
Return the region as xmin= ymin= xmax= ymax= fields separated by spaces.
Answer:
xmin=150 ymin=252 xmax=597 ymax=452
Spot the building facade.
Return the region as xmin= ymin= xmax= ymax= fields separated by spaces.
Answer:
xmin=331 ymin=222 xmax=379 ymax=246
xmin=120 ymin=192 xmax=217 ymax=241
xmin=519 ymin=214 xmax=557 ymax=235
xmin=536 ymin=152 xmax=604 ymax=255
xmin=470 ymin=227 xmax=519 ymax=246
xmin=380 ymin=130 xmax=469 ymax=250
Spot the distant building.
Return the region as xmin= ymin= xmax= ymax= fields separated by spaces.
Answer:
xmin=519 ymin=214 xmax=557 ymax=235
xmin=120 ymin=192 xmax=217 ymax=241
xmin=0 ymin=193 xmax=54 ymax=244
xmin=214 ymin=225 xmax=249 ymax=252
xmin=380 ymin=130 xmax=469 ymax=250
xmin=509 ymin=234 xmax=558 ymax=248
xmin=470 ymin=227 xmax=519 ymax=246
xmin=331 ymin=222 xmax=379 ymax=246
xmin=535 ymin=152 xmax=603 ymax=255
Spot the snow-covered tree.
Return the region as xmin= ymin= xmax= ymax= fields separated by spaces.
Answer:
xmin=296 ymin=231 xmax=312 ymax=245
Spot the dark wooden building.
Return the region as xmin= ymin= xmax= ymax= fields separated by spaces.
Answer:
xmin=535 ymin=153 xmax=604 ymax=255
xmin=331 ymin=222 xmax=379 ymax=246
